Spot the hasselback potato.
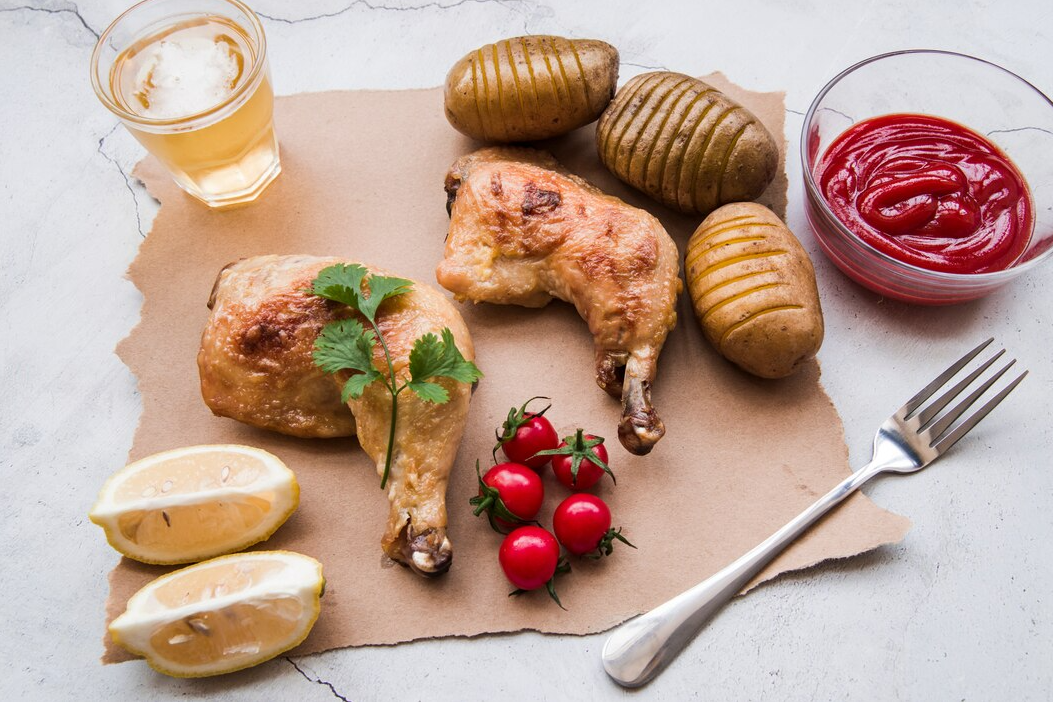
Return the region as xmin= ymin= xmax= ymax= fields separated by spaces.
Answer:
xmin=444 ymin=36 xmax=619 ymax=142
xmin=596 ymin=72 xmax=779 ymax=215
xmin=685 ymin=202 xmax=823 ymax=378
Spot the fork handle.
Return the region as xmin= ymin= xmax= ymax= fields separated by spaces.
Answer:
xmin=601 ymin=461 xmax=882 ymax=687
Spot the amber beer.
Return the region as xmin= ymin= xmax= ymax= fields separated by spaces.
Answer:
xmin=92 ymin=0 xmax=279 ymax=207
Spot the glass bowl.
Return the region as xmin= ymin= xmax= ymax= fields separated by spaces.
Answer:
xmin=801 ymin=50 xmax=1053 ymax=304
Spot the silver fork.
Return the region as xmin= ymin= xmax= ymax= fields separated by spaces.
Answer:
xmin=601 ymin=338 xmax=1027 ymax=688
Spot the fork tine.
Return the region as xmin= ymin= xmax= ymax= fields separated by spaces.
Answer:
xmin=925 ymin=358 xmax=1014 ymax=440
xmin=902 ymin=338 xmax=994 ymax=417
xmin=931 ymin=370 xmax=1028 ymax=454
xmin=915 ymin=349 xmax=1005 ymax=427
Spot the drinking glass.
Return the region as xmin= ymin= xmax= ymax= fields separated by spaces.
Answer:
xmin=91 ymin=0 xmax=280 ymax=208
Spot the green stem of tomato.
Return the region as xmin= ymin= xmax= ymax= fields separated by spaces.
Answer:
xmin=471 ymin=493 xmax=494 ymax=517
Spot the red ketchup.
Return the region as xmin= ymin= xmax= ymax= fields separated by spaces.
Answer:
xmin=816 ymin=114 xmax=1032 ymax=274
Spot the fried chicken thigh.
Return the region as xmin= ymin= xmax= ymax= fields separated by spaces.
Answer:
xmin=198 ymin=254 xmax=475 ymax=576
xmin=437 ymin=147 xmax=681 ymax=454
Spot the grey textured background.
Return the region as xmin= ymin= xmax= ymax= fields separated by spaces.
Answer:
xmin=1 ymin=1 xmax=1050 ymax=699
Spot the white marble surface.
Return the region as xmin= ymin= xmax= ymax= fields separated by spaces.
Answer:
xmin=2 ymin=1 xmax=1051 ymax=699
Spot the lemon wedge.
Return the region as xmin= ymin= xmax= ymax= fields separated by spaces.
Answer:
xmin=90 ymin=444 xmax=299 ymax=564
xmin=109 ymin=551 xmax=324 ymax=677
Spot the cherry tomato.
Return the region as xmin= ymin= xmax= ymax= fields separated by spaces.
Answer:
xmin=550 ymin=431 xmax=612 ymax=490
xmin=553 ymin=494 xmax=612 ymax=555
xmin=503 ymin=413 xmax=559 ymax=468
xmin=494 ymin=397 xmax=559 ymax=470
xmin=474 ymin=462 xmax=544 ymax=531
xmin=553 ymin=494 xmax=635 ymax=557
xmin=498 ymin=526 xmax=562 ymax=591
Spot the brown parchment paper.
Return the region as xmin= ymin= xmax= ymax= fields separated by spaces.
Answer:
xmin=105 ymin=74 xmax=910 ymax=663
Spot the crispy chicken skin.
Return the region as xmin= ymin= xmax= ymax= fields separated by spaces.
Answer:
xmin=198 ymin=254 xmax=475 ymax=576
xmin=437 ymin=147 xmax=681 ymax=454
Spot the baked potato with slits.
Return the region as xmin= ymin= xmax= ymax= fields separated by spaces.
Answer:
xmin=444 ymin=35 xmax=619 ymax=143
xmin=597 ymin=72 xmax=778 ymax=216
xmin=686 ymin=202 xmax=823 ymax=378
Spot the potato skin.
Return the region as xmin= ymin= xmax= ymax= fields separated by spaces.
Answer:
xmin=444 ymin=36 xmax=619 ymax=143
xmin=597 ymin=72 xmax=779 ymax=215
xmin=686 ymin=203 xmax=823 ymax=378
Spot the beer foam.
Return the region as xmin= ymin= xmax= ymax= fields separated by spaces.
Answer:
xmin=135 ymin=36 xmax=240 ymax=119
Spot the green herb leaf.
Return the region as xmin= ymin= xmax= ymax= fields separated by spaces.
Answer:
xmin=341 ymin=372 xmax=380 ymax=403
xmin=407 ymin=328 xmax=483 ymax=404
xmin=313 ymin=319 xmax=382 ymax=400
xmin=311 ymin=263 xmax=368 ymax=310
xmin=357 ymin=274 xmax=413 ymax=322
xmin=311 ymin=264 xmax=413 ymax=323
xmin=405 ymin=380 xmax=449 ymax=404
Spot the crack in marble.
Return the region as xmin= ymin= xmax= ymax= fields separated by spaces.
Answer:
xmin=815 ymin=106 xmax=853 ymax=123
xmin=621 ymin=61 xmax=671 ymax=72
xmin=987 ymin=125 xmax=1053 ymax=138
xmin=285 ymin=657 xmax=352 ymax=702
xmin=96 ymin=123 xmax=145 ymax=239
xmin=0 ymin=2 xmax=99 ymax=40
xmin=258 ymin=0 xmax=521 ymax=24
xmin=500 ymin=0 xmax=541 ymax=34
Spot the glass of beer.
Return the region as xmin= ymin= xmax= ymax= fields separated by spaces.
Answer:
xmin=91 ymin=0 xmax=279 ymax=208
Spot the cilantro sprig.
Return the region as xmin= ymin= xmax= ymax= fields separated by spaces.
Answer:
xmin=310 ymin=264 xmax=482 ymax=489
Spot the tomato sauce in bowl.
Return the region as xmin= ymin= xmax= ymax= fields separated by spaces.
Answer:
xmin=815 ymin=114 xmax=1033 ymax=275
xmin=801 ymin=51 xmax=1053 ymax=304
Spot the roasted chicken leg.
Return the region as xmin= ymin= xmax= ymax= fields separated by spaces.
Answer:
xmin=437 ymin=147 xmax=681 ymax=454
xmin=198 ymin=254 xmax=475 ymax=576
